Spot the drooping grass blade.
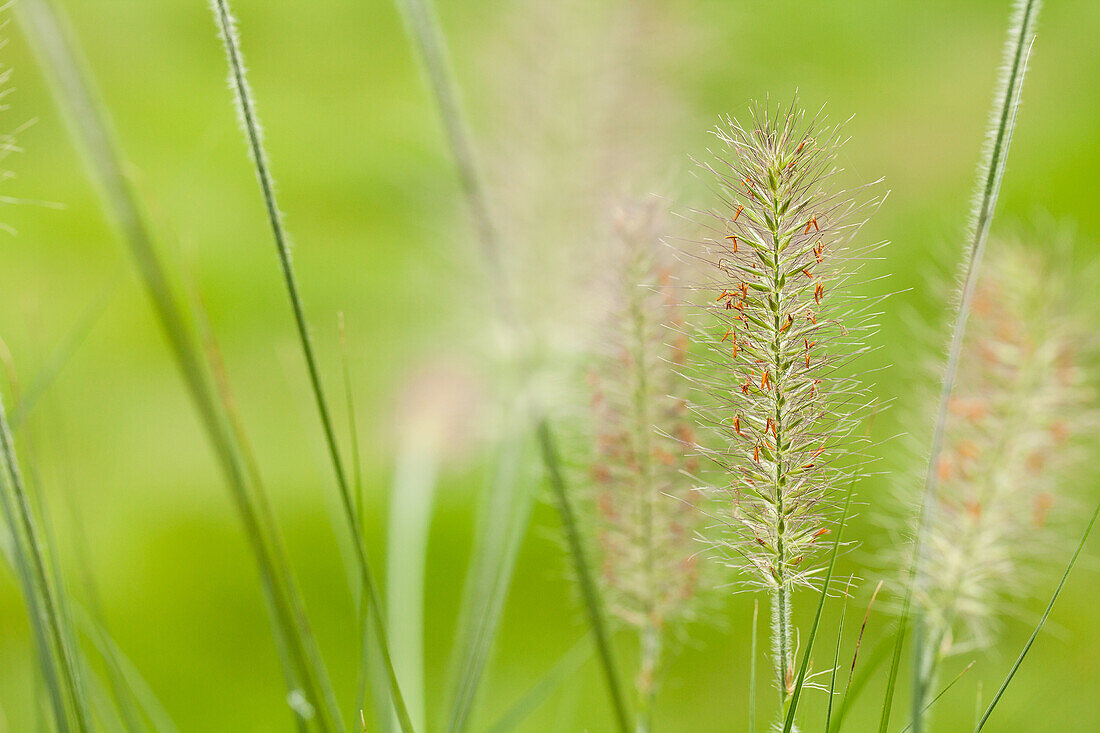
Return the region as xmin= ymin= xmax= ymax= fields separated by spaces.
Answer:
xmin=972 ymin=499 xmax=1099 ymax=732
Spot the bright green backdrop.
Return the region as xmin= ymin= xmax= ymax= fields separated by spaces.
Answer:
xmin=0 ymin=0 xmax=1097 ymax=731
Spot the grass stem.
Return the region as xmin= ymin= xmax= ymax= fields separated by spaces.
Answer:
xmin=208 ymin=1 xmax=413 ymax=729
xmin=909 ymin=2 xmax=1040 ymax=729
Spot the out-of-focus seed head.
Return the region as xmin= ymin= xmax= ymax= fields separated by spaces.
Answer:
xmin=583 ymin=198 xmax=706 ymax=639
xmin=916 ymin=243 xmax=1097 ymax=655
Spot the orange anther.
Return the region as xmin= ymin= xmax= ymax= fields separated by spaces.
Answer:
xmin=734 ymin=204 xmax=744 ymax=221
xmin=721 ymin=328 xmax=733 ymax=342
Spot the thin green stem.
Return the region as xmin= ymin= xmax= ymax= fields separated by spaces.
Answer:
xmin=17 ymin=2 xmax=343 ymax=728
xmin=536 ymin=419 xmax=633 ymax=733
xmin=909 ymin=2 xmax=1039 ymax=730
xmin=208 ymin=2 xmax=414 ymax=730
xmin=749 ymin=600 xmax=758 ymax=733
xmin=390 ymin=0 xmax=512 ymax=319
xmin=781 ymin=482 xmax=855 ymax=733
xmin=388 ymin=0 xmax=631 ymax=729
xmin=0 ymin=391 xmax=92 ymax=732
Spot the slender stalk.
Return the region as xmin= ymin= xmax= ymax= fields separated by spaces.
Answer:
xmin=16 ymin=1 xmax=343 ymax=727
xmin=485 ymin=634 xmax=592 ymax=733
xmin=749 ymin=600 xmax=758 ymax=733
xmin=536 ymin=419 xmax=633 ymax=733
xmin=781 ymin=482 xmax=855 ymax=733
xmin=389 ymin=0 xmax=511 ymax=317
xmin=910 ymin=2 xmax=1040 ymax=730
xmin=388 ymin=0 xmax=630 ymax=729
xmin=0 ymin=391 xmax=92 ymax=732
xmin=824 ymin=582 xmax=850 ymax=733
xmin=207 ymin=2 xmax=413 ymax=729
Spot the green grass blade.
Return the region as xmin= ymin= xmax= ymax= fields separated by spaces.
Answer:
xmin=385 ymin=438 xmax=440 ymax=732
xmin=781 ymin=481 xmax=855 ymax=733
xmin=9 ymin=277 xmax=115 ymax=432
xmin=192 ymin=291 xmax=340 ymax=732
xmin=0 ymin=389 xmax=92 ymax=732
xmin=207 ymin=2 xmax=412 ymax=729
xmin=878 ymin=603 xmax=909 ymax=733
xmin=827 ymin=636 xmax=891 ymax=733
xmin=445 ymin=405 xmax=535 ymax=733
xmin=749 ymin=599 xmax=758 ymax=733
xmin=825 ymin=582 xmax=852 ymax=733
xmin=78 ymin=610 xmax=179 ymax=733
xmin=338 ymin=316 xmax=382 ymax=733
xmin=909 ymin=4 xmax=1040 ymax=730
xmin=485 ymin=634 xmax=593 ymax=733
xmin=972 ymin=498 xmax=1100 ymax=732
xmin=16 ymin=2 xmax=344 ymax=728
xmin=899 ymin=661 xmax=974 ymax=733
xmin=535 ymin=418 xmax=632 ymax=733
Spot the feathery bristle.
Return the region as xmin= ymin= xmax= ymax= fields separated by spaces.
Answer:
xmin=584 ymin=198 xmax=705 ymax=703
xmin=915 ymin=242 xmax=1096 ymax=656
xmin=679 ymin=101 xmax=882 ymax=701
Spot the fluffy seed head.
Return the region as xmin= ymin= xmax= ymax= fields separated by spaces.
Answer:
xmin=682 ymin=102 xmax=882 ymax=593
xmin=584 ymin=198 xmax=705 ymax=639
xmin=915 ymin=243 xmax=1096 ymax=655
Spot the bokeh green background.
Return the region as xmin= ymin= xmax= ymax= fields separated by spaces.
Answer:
xmin=1 ymin=0 xmax=1098 ymax=730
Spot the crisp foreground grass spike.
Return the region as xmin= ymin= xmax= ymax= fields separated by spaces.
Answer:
xmin=537 ymin=419 xmax=633 ymax=733
xmin=685 ymin=103 xmax=880 ymax=724
xmin=973 ymin=498 xmax=1100 ymax=732
xmin=17 ymin=1 xmax=343 ymax=727
xmin=206 ymin=1 xmax=413 ymax=730
xmin=0 ymin=389 xmax=92 ymax=732
xmin=909 ymin=1 xmax=1041 ymax=729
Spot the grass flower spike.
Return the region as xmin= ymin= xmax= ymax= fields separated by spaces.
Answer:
xmin=585 ymin=199 xmax=704 ymax=729
xmin=912 ymin=243 xmax=1096 ymax=710
xmin=684 ymin=102 xmax=881 ymax=712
